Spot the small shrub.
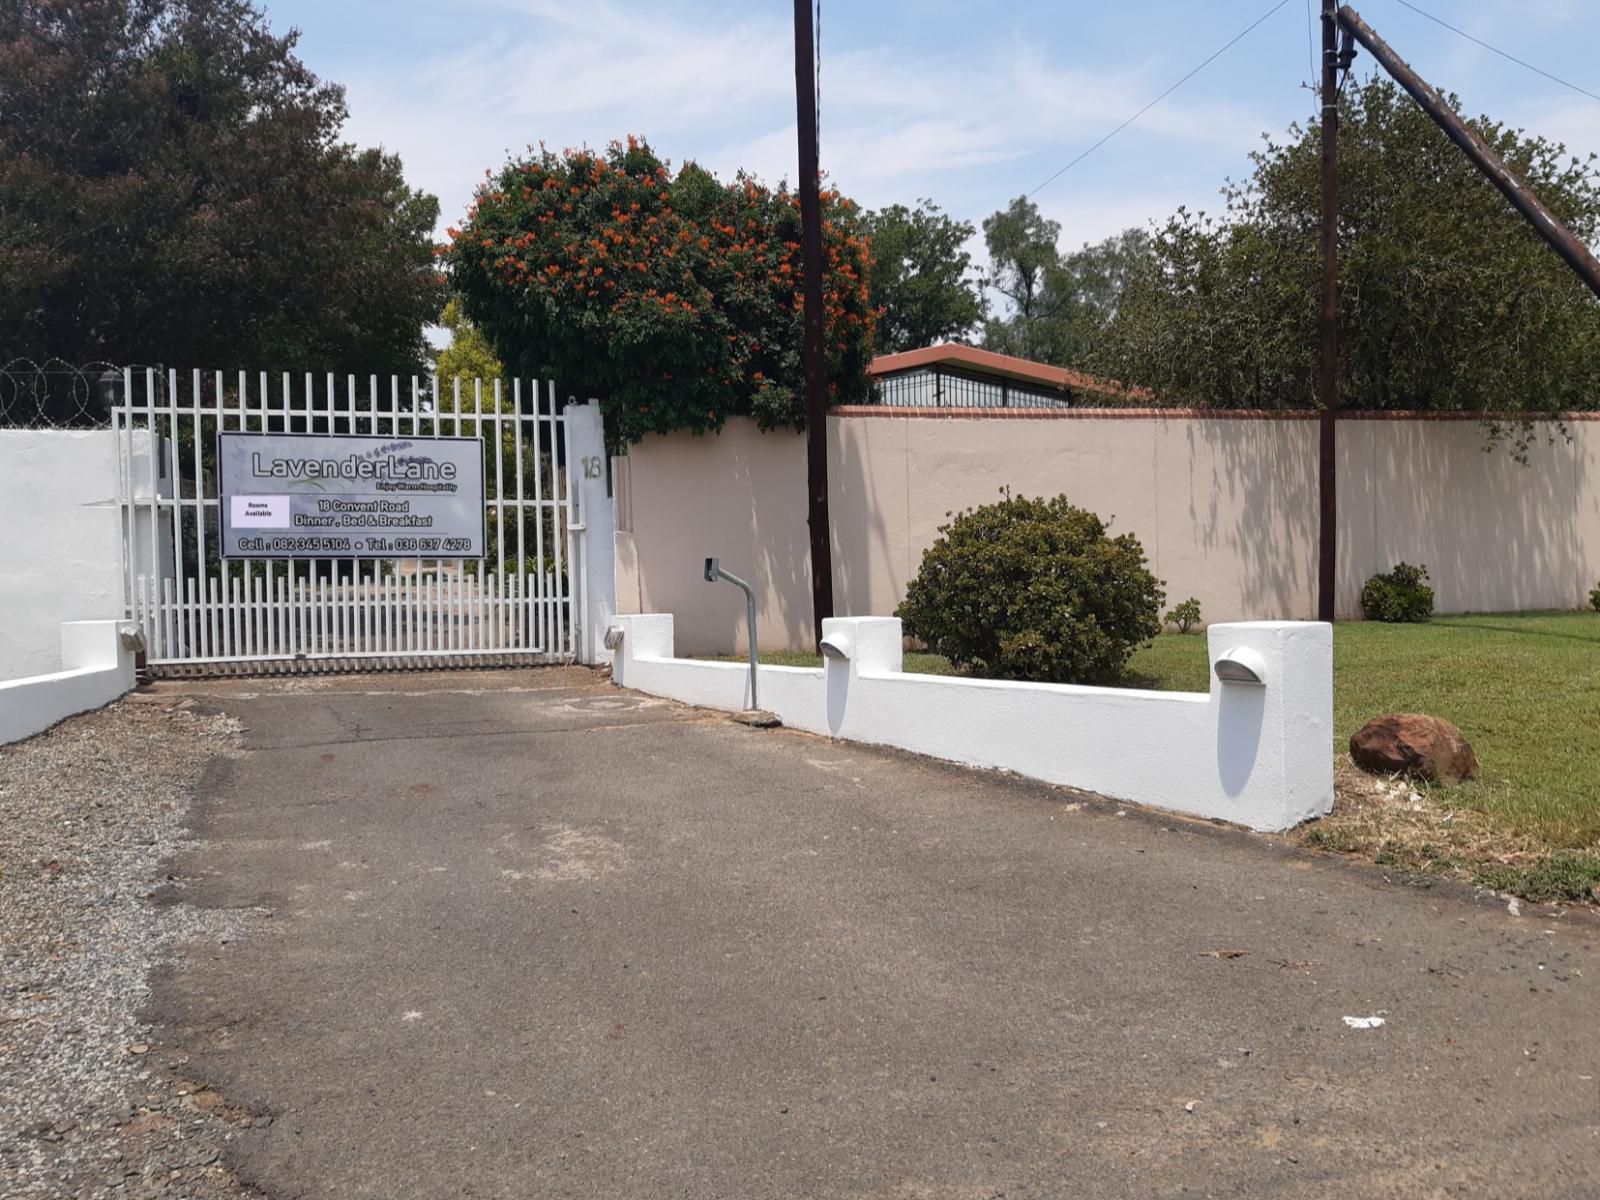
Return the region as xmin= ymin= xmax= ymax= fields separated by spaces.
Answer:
xmin=1164 ymin=597 xmax=1202 ymax=633
xmin=895 ymin=492 xmax=1165 ymax=685
xmin=1590 ymin=582 xmax=1600 ymax=612
xmin=1360 ymin=562 xmax=1435 ymax=623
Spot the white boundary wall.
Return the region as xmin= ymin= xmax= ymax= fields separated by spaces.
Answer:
xmin=2 ymin=431 xmax=124 ymax=679
xmin=0 ymin=621 xmax=139 ymax=746
xmin=611 ymin=613 xmax=1334 ymax=832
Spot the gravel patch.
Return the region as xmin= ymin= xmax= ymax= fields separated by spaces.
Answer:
xmin=0 ymin=694 xmax=261 ymax=1199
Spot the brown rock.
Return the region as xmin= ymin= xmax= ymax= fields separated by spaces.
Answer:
xmin=1349 ymin=713 xmax=1478 ymax=783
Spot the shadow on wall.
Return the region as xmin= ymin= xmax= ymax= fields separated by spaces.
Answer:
xmin=1185 ymin=417 xmax=1319 ymax=622
xmin=829 ymin=416 xmax=897 ymax=622
xmin=1341 ymin=417 xmax=1591 ymax=615
xmin=1216 ymin=681 xmax=1265 ymax=796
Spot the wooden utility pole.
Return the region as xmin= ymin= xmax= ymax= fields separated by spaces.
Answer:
xmin=1317 ymin=0 xmax=1340 ymax=623
xmin=1338 ymin=5 xmax=1600 ymax=300
xmin=794 ymin=0 xmax=834 ymax=647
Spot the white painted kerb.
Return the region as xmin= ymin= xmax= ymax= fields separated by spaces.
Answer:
xmin=0 ymin=621 xmax=139 ymax=746
xmin=611 ymin=615 xmax=1333 ymax=832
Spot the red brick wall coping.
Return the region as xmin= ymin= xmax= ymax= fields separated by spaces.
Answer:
xmin=829 ymin=406 xmax=1600 ymax=422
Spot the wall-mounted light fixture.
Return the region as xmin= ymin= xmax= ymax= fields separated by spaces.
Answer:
xmin=1213 ymin=647 xmax=1267 ymax=686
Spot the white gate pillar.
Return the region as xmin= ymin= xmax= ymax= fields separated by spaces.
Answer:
xmin=567 ymin=400 xmax=616 ymax=665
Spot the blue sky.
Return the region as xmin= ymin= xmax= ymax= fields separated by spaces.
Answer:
xmin=267 ymin=0 xmax=1600 ymax=261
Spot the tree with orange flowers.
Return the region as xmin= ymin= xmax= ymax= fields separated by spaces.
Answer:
xmin=445 ymin=137 xmax=875 ymax=444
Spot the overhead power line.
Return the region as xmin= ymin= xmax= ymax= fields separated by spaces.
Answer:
xmin=1392 ymin=0 xmax=1600 ymax=105
xmin=1028 ymin=0 xmax=1294 ymax=198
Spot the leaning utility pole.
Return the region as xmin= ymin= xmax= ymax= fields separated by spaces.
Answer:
xmin=1338 ymin=5 xmax=1600 ymax=300
xmin=1317 ymin=0 xmax=1340 ymax=624
xmin=793 ymin=0 xmax=835 ymax=647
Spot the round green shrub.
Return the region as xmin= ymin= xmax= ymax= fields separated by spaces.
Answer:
xmin=895 ymin=492 xmax=1165 ymax=684
xmin=1360 ymin=562 xmax=1435 ymax=623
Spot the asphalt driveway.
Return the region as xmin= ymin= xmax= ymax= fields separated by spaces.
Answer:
xmin=153 ymin=668 xmax=1600 ymax=1199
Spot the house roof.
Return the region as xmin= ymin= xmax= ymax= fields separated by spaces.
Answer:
xmin=865 ymin=342 xmax=1146 ymax=402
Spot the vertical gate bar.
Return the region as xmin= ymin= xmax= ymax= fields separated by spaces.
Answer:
xmin=491 ymin=379 xmax=505 ymax=651
xmin=549 ymin=384 xmax=565 ymax=657
xmin=191 ymin=369 xmax=207 ymax=659
xmin=433 ymin=374 xmax=445 ymax=650
xmin=368 ymin=374 xmax=382 ymax=657
xmin=117 ymin=374 xmax=134 ymax=630
xmin=383 ymin=373 xmax=396 ymax=654
xmin=472 ymin=377 xmax=482 ymax=652
xmin=165 ymin=369 xmax=185 ymax=660
xmin=144 ymin=367 xmax=162 ymax=660
xmin=446 ymin=569 xmax=456 ymax=656
xmin=207 ymin=576 xmax=219 ymax=662
xmin=512 ymin=379 xmax=527 ymax=650
xmin=255 ymin=371 xmax=268 ymax=658
xmin=566 ymin=405 xmax=585 ymax=661
xmin=534 ymin=380 xmax=547 ymax=652
xmin=345 ymin=374 xmax=358 ymax=658
xmin=563 ymin=394 xmax=579 ymax=657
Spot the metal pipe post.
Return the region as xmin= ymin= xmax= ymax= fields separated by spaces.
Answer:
xmin=705 ymin=558 xmax=760 ymax=711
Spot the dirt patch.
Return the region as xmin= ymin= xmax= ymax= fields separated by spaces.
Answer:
xmin=1291 ymin=763 xmax=1599 ymax=904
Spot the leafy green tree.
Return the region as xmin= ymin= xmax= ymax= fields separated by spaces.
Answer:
xmin=981 ymin=196 xmax=1061 ymax=361
xmin=1092 ymin=76 xmax=1600 ymax=419
xmin=0 ymin=0 xmax=443 ymax=372
xmin=861 ymin=200 xmax=984 ymax=352
xmin=446 ymin=138 xmax=875 ymax=445
xmin=985 ymin=226 xmax=1154 ymax=367
xmin=434 ymin=297 xmax=505 ymax=391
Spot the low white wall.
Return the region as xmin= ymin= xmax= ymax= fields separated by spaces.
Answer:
xmin=0 ymin=621 xmax=139 ymax=746
xmin=611 ymin=613 xmax=1333 ymax=832
xmin=0 ymin=431 xmax=127 ymax=679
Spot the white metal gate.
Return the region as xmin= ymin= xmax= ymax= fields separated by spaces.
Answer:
xmin=114 ymin=368 xmax=582 ymax=675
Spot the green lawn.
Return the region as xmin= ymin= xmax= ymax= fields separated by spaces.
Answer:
xmin=718 ymin=613 xmax=1600 ymax=866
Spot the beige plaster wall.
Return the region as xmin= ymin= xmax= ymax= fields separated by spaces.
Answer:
xmin=617 ymin=412 xmax=1600 ymax=654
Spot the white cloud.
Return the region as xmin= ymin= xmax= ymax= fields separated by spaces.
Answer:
xmin=332 ymin=0 xmax=1280 ymax=237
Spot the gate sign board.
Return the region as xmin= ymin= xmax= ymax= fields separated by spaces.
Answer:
xmin=218 ymin=433 xmax=486 ymax=559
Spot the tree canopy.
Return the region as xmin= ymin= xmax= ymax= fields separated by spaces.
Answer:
xmin=0 ymin=0 xmax=443 ymax=373
xmin=446 ymin=138 xmax=875 ymax=445
xmin=861 ymin=200 xmax=983 ymax=353
xmin=1090 ymin=76 xmax=1600 ymax=415
xmin=981 ymin=205 xmax=1150 ymax=368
